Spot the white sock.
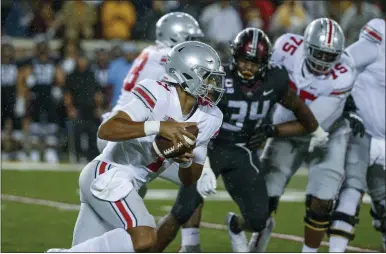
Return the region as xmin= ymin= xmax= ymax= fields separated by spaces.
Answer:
xmin=329 ymin=188 xmax=361 ymax=252
xmin=329 ymin=235 xmax=349 ymax=252
xmin=181 ymin=228 xmax=200 ymax=246
xmin=68 ymin=228 xmax=135 ymax=252
xmin=302 ymin=244 xmax=318 ymax=253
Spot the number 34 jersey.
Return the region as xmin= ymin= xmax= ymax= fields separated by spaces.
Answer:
xmin=216 ymin=65 xmax=290 ymax=144
xmin=271 ymin=33 xmax=355 ymax=132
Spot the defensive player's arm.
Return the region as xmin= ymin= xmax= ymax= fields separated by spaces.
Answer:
xmin=276 ymin=88 xmax=319 ymax=136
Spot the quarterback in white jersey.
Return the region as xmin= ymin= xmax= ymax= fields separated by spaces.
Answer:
xmin=261 ymin=18 xmax=355 ymax=252
xmin=328 ymin=18 xmax=386 ymax=252
xmin=47 ymin=41 xmax=224 ymax=253
xmin=97 ymin=12 xmax=204 ymax=155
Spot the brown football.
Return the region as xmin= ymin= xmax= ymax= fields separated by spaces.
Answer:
xmin=152 ymin=125 xmax=199 ymax=159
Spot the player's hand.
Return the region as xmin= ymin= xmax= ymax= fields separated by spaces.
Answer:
xmin=197 ymin=158 xmax=217 ymax=199
xmin=246 ymin=124 xmax=276 ymax=150
xmin=308 ymin=126 xmax=329 ymax=152
xmin=344 ymin=112 xmax=365 ymax=137
xmin=173 ymin=152 xmax=195 ymax=163
xmin=159 ymin=121 xmax=197 ymax=149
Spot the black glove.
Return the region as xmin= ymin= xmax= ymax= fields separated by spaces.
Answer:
xmin=246 ymin=124 xmax=276 ymax=150
xmin=344 ymin=111 xmax=365 ymax=137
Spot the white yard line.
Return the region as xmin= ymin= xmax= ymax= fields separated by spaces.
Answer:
xmin=1 ymin=162 xmax=310 ymax=176
xmin=1 ymin=194 xmax=378 ymax=253
xmin=143 ymin=189 xmax=371 ymax=204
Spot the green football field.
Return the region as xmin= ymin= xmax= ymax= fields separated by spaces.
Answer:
xmin=1 ymin=166 xmax=383 ymax=253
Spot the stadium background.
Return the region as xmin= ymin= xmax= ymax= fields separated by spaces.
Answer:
xmin=1 ymin=0 xmax=385 ymax=252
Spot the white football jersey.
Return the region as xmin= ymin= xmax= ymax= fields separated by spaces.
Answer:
xmin=114 ymin=44 xmax=171 ymax=110
xmin=96 ymin=79 xmax=223 ymax=185
xmin=270 ymin=33 xmax=355 ymax=132
xmin=346 ymin=19 xmax=385 ymax=139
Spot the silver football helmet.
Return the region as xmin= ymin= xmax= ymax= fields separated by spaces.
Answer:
xmin=304 ymin=18 xmax=345 ymax=74
xmin=156 ymin=12 xmax=204 ymax=48
xmin=165 ymin=41 xmax=225 ymax=106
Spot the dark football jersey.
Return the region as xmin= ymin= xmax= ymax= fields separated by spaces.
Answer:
xmin=215 ymin=65 xmax=290 ymax=143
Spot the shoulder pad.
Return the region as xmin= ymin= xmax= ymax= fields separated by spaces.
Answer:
xmin=360 ymin=18 xmax=384 ymax=44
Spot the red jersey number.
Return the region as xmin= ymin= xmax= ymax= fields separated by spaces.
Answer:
xmin=329 ymin=63 xmax=348 ymax=80
xmin=282 ymin=36 xmax=304 ymax=55
xmin=123 ymin=52 xmax=149 ymax=91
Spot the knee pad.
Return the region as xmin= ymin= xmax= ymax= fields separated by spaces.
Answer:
xmin=170 ymin=184 xmax=203 ymax=225
xmin=370 ymin=200 xmax=386 ymax=233
xmin=243 ymin=209 xmax=270 ymax=233
xmin=269 ymin=196 xmax=280 ymax=214
xmin=328 ymin=210 xmax=360 ymax=240
xmin=304 ymin=195 xmax=333 ymax=231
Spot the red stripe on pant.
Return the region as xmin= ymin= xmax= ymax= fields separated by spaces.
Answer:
xmin=96 ymin=161 xmax=135 ymax=229
xmin=99 ymin=161 xmax=108 ymax=175
xmin=114 ymin=200 xmax=134 ymax=229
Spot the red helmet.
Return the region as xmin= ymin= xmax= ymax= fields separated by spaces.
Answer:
xmin=230 ymin=28 xmax=272 ymax=82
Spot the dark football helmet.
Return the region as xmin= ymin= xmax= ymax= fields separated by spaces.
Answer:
xmin=230 ymin=28 xmax=272 ymax=85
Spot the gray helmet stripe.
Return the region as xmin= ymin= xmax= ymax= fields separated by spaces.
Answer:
xmin=247 ymin=29 xmax=259 ymax=56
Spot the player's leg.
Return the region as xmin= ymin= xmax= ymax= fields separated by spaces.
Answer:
xmin=328 ymin=133 xmax=371 ymax=252
xmin=156 ymin=152 xmax=222 ymax=252
xmin=155 ymin=183 xmax=203 ymax=252
xmin=303 ymin=129 xmax=349 ymax=252
xmin=367 ymin=162 xmax=386 ymax=251
xmin=49 ymin=160 xmax=157 ymax=252
xmin=248 ymin=137 xmax=305 ymax=252
xmin=220 ymin=144 xmax=269 ymax=252
xmin=157 ymin=163 xmax=203 ymax=252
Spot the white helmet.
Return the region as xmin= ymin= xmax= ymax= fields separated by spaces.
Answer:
xmin=165 ymin=41 xmax=225 ymax=106
xmin=156 ymin=12 xmax=204 ymax=48
xmin=304 ymin=18 xmax=345 ymax=74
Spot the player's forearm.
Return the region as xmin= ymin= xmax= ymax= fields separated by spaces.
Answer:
xmin=178 ymin=163 xmax=202 ymax=187
xmin=98 ymin=111 xmax=151 ymax=141
xmin=275 ymin=120 xmax=306 ymax=137
xmin=293 ymin=103 xmax=319 ymax=133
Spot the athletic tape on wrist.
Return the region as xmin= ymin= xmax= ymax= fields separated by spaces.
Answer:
xmin=144 ymin=121 xmax=160 ymax=136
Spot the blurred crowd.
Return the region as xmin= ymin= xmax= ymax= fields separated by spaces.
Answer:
xmin=1 ymin=0 xmax=385 ymax=164
xmin=2 ymin=0 xmax=385 ymax=44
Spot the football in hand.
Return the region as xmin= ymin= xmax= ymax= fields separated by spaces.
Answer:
xmin=152 ymin=125 xmax=199 ymax=159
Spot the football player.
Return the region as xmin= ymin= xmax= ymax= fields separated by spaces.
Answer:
xmin=47 ymin=41 xmax=225 ymax=253
xmin=155 ymin=28 xmax=329 ymax=253
xmin=328 ymin=18 xmax=385 ymax=252
xmin=251 ymin=18 xmax=356 ymax=253
xmin=97 ymin=12 xmax=204 ymax=154
xmin=96 ymin=12 xmax=209 ymax=251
